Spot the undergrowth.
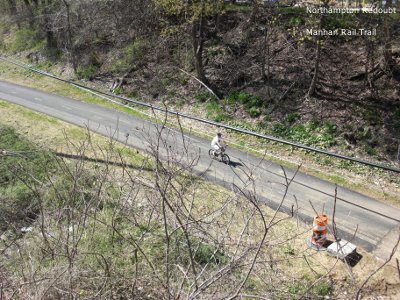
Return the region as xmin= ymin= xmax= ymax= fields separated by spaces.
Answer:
xmin=0 ymin=125 xmax=55 ymax=230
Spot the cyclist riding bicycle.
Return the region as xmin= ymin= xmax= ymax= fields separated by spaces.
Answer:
xmin=209 ymin=132 xmax=230 ymax=164
xmin=211 ymin=133 xmax=223 ymax=156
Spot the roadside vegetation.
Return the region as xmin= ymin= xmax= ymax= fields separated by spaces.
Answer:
xmin=1 ymin=100 xmax=399 ymax=299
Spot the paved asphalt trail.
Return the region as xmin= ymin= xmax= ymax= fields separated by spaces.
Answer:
xmin=1 ymin=80 xmax=399 ymax=256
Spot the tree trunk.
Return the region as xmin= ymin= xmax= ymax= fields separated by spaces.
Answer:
xmin=6 ymin=0 xmax=20 ymax=27
xmin=364 ymin=39 xmax=374 ymax=90
xmin=192 ymin=15 xmax=209 ymax=86
xmin=307 ymin=11 xmax=324 ymax=98
xmin=6 ymin=0 xmax=16 ymax=14
xmin=261 ymin=26 xmax=272 ymax=98
xmin=307 ymin=40 xmax=321 ymax=97
xmin=191 ymin=5 xmax=223 ymax=98
xmin=62 ymin=0 xmax=77 ymax=73
xmin=42 ymin=0 xmax=56 ymax=51
xmin=383 ymin=0 xmax=395 ymax=73
xmin=250 ymin=0 xmax=259 ymax=23
xmin=22 ymin=0 xmax=35 ymax=27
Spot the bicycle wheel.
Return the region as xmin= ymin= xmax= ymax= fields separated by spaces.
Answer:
xmin=208 ymin=149 xmax=215 ymax=159
xmin=221 ymin=154 xmax=230 ymax=165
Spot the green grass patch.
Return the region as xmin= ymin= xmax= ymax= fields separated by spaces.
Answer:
xmin=77 ymin=64 xmax=99 ymax=80
xmin=19 ymin=107 xmax=59 ymax=124
xmin=205 ymin=100 xmax=231 ymax=122
xmin=0 ymin=100 xmax=11 ymax=108
xmin=0 ymin=125 xmax=54 ymax=184
xmin=8 ymin=28 xmax=44 ymax=53
xmin=0 ymin=125 xmax=55 ymax=230
xmin=65 ymin=127 xmax=88 ymax=140
xmin=271 ymin=119 xmax=338 ymax=149
xmin=110 ymin=39 xmax=144 ymax=74
xmin=196 ymin=91 xmax=213 ymax=103
xmin=224 ymin=3 xmax=252 ymax=12
xmin=222 ymin=91 xmax=264 ymax=118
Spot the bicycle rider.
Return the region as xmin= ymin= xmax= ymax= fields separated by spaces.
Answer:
xmin=211 ymin=132 xmax=223 ymax=156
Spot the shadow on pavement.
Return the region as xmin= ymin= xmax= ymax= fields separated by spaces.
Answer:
xmin=54 ymin=152 xmax=153 ymax=171
xmin=228 ymin=160 xmax=243 ymax=168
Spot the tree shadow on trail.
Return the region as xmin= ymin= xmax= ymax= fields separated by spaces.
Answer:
xmin=54 ymin=152 xmax=153 ymax=171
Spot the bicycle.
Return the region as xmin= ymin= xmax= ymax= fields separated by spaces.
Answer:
xmin=208 ymin=145 xmax=230 ymax=165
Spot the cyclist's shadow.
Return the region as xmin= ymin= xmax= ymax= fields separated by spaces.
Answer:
xmin=228 ymin=160 xmax=243 ymax=168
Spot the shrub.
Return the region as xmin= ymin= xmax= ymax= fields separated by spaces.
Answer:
xmin=0 ymin=184 xmax=39 ymax=230
xmin=313 ymin=280 xmax=331 ymax=297
xmin=43 ymin=170 xmax=100 ymax=209
xmin=204 ymin=100 xmax=231 ymax=122
xmin=249 ymin=106 xmax=261 ymax=118
xmin=290 ymin=15 xmax=303 ymax=26
xmin=238 ymin=92 xmax=262 ymax=110
xmin=77 ymin=64 xmax=98 ymax=80
xmin=214 ymin=112 xmax=231 ymax=122
xmin=286 ymin=112 xmax=299 ymax=124
xmin=196 ymin=91 xmax=213 ymax=102
xmin=113 ymin=86 xmax=124 ymax=95
xmin=194 ymin=243 xmax=226 ymax=265
xmin=225 ymin=91 xmax=239 ymax=106
xmin=111 ymin=39 xmax=144 ymax=73
xmin=364 ymin=144 xmax=377 ymax=156
xmin=127 ymin=90 xmax=138 ymax=99
xmin=0 ymin=126 xmax=53 ymax=183
xmin=308 ymin=118 xmax=319 ymax=130
xmin=224 ymin=91 xmax=263 ymax=116
xmin=273 ymin=122 xmax=289 ymax=137
xmin=324 ymin=121 xmax=337 ymax=134
xmin=391 ymin=108 xmax=400 ymax=130
xmin=205 ymin=100 xmax=220 ymax=117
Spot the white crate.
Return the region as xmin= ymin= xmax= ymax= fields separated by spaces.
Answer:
xmin=327 ymin=240 xmax=357 ymax=259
